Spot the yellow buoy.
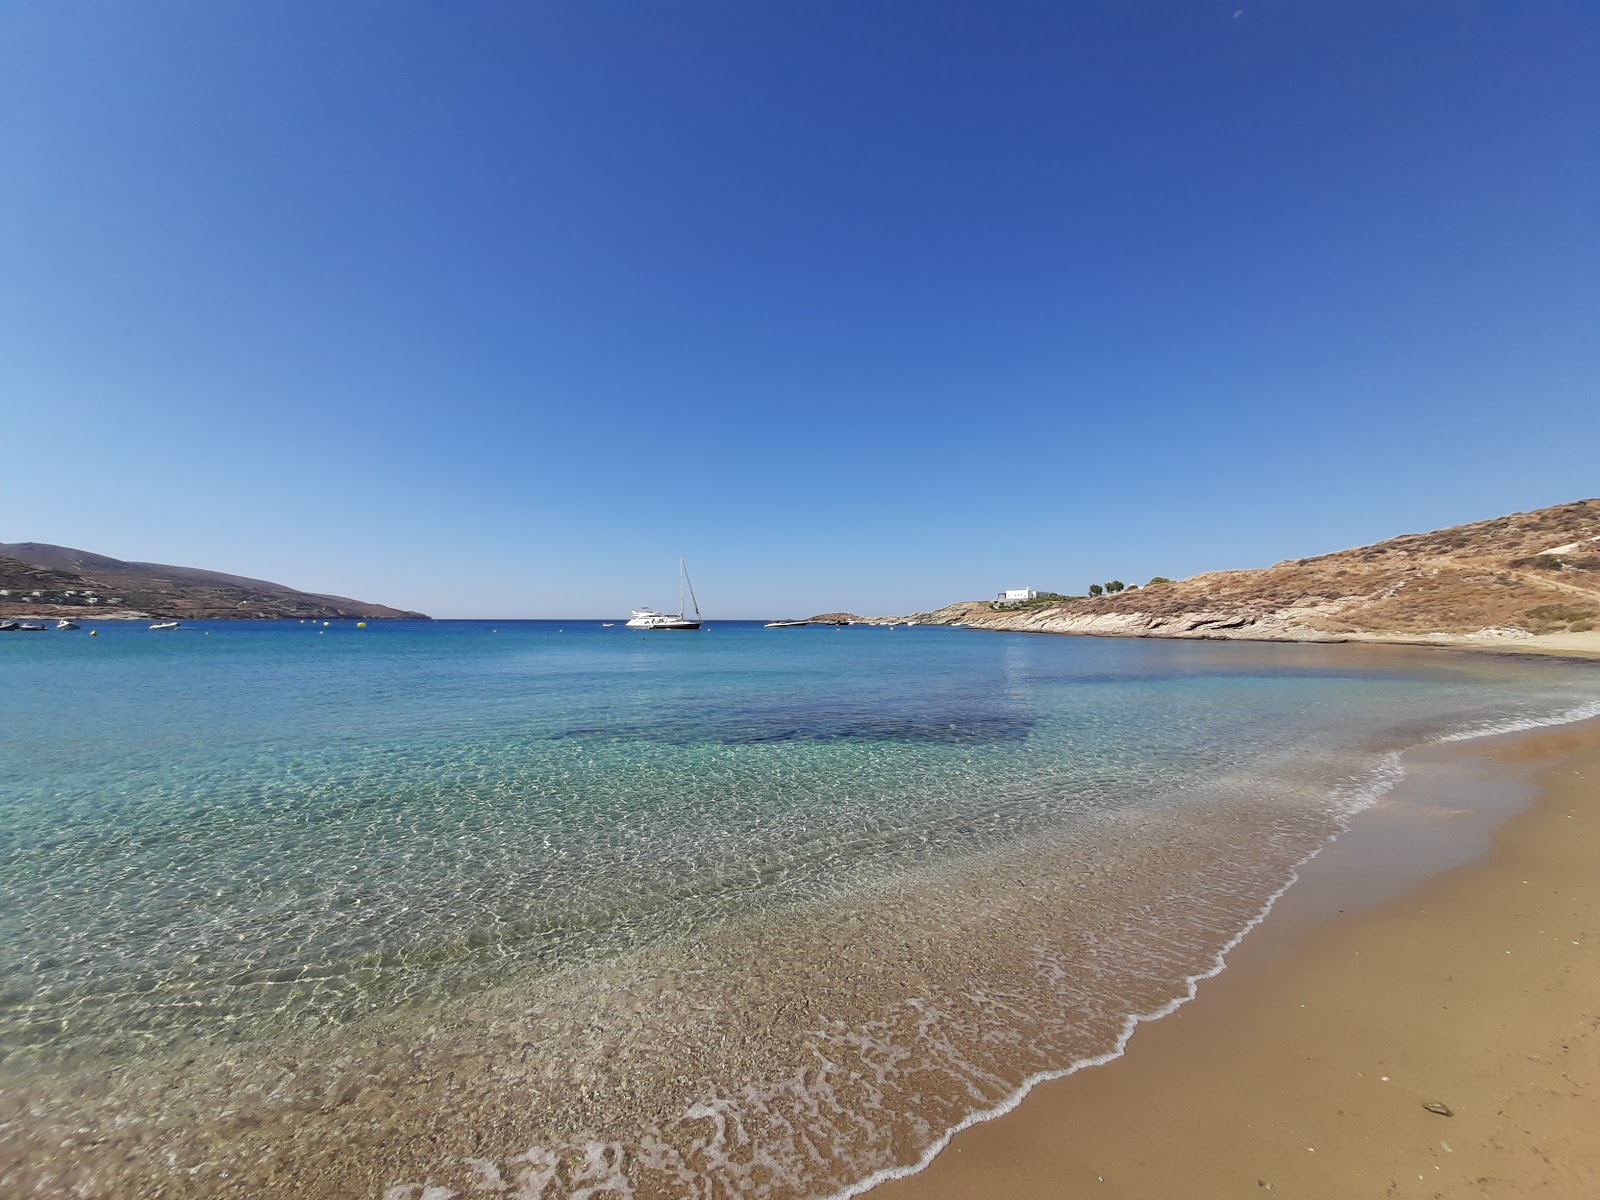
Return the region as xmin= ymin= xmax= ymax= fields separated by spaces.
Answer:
xmin=357 ymin=622 xmax=367 ymax=628
xmin=90 ymin=630 xmax=98 ymax=637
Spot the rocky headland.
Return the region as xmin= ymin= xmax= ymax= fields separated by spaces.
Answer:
xmin=837 ymin=500 xmax=1600 ymax=655
xmin=0 ymin=542 xmax=428 ymax=621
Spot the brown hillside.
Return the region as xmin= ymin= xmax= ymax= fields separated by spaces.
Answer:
xmin=0 ymin=544 xmax=428 ymax=620
xmin=923 ymin=500 xmax=1600 ymax=645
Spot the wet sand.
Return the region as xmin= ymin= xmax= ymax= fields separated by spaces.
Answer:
xmin=873 ymin=719 xmax=1600 ymax=1200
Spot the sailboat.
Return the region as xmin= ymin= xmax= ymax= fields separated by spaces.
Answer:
xmin=625 ymin=558 xmax=703 ymax=630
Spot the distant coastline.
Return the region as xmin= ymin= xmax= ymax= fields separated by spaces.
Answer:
xmin=0 ymin=541 xmax=427 ymax=621
xmin=822 ymin=498 xmax=1600 ymax=660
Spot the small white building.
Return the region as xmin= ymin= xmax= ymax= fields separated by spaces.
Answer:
xmin=997 ymin=588 xmax=1038 ymax=602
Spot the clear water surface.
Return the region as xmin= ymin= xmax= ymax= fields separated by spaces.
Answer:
xmin=3 ymin=618 xmax=1596 ymax=1079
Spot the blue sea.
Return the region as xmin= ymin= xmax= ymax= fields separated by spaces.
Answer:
xmin=2 ymin=620 xmax=1597 ymax=1198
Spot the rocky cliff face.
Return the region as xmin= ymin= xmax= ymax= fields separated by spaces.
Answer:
xmin=0 ymin=543 xmax=428 ymax=620
xmin=903 ymin=500 xmax=1600 ymax=647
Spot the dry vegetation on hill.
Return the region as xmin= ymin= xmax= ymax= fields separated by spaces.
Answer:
xmin=0 ymin=543 xmax=427 ymax=620
xmin=912 ymin=500 xmax=1600 ymax=648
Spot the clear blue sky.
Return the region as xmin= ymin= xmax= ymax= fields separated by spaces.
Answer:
xmin=4 ymin=2 xmax=1596 ymax=618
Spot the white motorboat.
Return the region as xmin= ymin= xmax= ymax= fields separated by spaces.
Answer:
xmin=149 ymin=620 xmax=180 ymax=631
xmin=764 ymin=620 xmax=808 ymax=628
xmin=625 ymin=558 xmax=703 ymax=630
xmin=55 ymin=619 xmax=80 ymax=630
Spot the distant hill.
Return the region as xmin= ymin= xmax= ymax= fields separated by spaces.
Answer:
xmin=0 ymin=543 xmax=428 ymax=620
xmin=899 ymin=499 xmax=1600 ymax=650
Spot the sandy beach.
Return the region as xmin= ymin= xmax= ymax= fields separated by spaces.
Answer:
xmin=874 ymin=718 xmax=1600 ymax=1200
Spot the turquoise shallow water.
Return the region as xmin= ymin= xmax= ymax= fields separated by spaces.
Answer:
xmin=3 ymin=619 xmax=1597 ymax=1076
xmin=3 ymin=621 xmax=1599 ymax=1198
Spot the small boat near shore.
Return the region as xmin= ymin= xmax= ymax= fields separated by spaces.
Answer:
xmin=149 ymin=621 xmax=181 ymax=631
xmin=56 ymin=619 xmax=80 ymax=630
xmin=627 ymin=607 xmax=701 ymax=631
xmin=764 ymin=620 xmax=809 ymax=628
xmin=2 ymin=620 xmax=46 ymax=632
xmin=625 ymin=558 xmax=703 ymax=631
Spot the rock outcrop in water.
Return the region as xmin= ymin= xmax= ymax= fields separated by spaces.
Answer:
xmin=889 ymin=499 xmax=1600 ymax=649
xmin=0 ymin=542 xmax=428 ymax=620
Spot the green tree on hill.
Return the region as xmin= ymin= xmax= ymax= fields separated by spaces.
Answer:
xmin=1106 ymin=580 xmax=1125 ymax=593
xmin=1148 ymin=576 xmax=1172 ymax=585
xmin=1088 ymin=583 xmax=1103 ymax=597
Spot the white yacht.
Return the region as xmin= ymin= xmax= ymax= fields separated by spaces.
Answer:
xmin=55 ymin=619 xmax=81 ymax=630
xmin=625 ymin=558 xmax=703 ymax=630
xmin=149 ymin=620 xmax=180 ymax=631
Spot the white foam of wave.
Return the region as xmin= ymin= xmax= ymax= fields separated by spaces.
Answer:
xmin=827 ymin=693 xmax=1600 ymax=1200
xmin=1434 ymin=697 xmax=1600 ymax=744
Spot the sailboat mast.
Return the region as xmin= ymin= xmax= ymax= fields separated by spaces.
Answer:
xmin=683 ymin=557 xmax=701 ymax=619
xmin=679 ymin=556 xmax=685 ymax=618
